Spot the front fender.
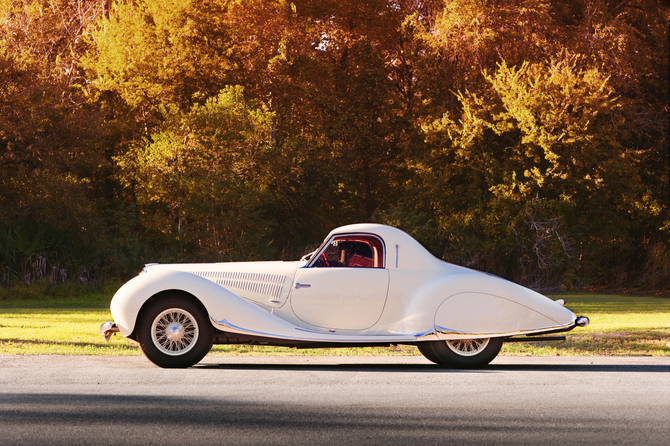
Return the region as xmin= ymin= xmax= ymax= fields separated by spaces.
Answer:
xmin=110 ymin=270 xmax=298 ymax=338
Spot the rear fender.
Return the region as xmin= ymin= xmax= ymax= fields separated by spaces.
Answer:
xmin=403 ymin=273 xmax=576 ymax=339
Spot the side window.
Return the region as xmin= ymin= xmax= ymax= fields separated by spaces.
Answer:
xmin=311 ymin=235 xmax=384 ymax=268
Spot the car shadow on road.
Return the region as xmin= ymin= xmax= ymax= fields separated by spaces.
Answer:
xmin=194 ymin=362 xmax=670 ymax=373
xmin=486 ymin=363 xmax=670 ymax=372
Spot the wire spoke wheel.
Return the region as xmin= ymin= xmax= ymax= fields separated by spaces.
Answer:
xmin=151 ymin=308 xmax=199 ymax=356
xmin=418 ymin=337 xmax=503 ymax=368
xmin=446 ymin=338 xmax=490 ymax=357
xmin=138 ymin=296 xmax=213 ymax=368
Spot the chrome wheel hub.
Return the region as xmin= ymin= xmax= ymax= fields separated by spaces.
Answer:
xmin=151 ymin=308 xmax=199 ymax=356
xmin=165 ymin=322 xmax=184 ymax=342
xmin=446 ymin=338 xmax=490 ymax=356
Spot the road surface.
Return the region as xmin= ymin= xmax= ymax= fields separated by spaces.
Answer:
xmin=1 ymin=355 xmax=669 ymax=445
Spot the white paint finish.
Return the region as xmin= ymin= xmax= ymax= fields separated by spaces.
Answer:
xmin=110 ymin=270 xmax=301 ymax=337
xmin=112 ymin=270 xmax=414 ymax=343
xmin=145 ymin=262 xmax=298 ymax=307
xmin=290 ymin=268 xmax=389 ymax=330
xmin=435 ymin=292 xmax=560 ymax=335
xmin=108 ymin=224 xmax=585 ymax=346
xmin=400 ymin=270 xmax=576 ymax=336
xmin=373 ymin=269 xmax=442 ymax=334
xmin=328 ymin=223 xmax=445 ymax=271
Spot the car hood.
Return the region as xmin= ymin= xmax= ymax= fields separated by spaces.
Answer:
xmin=142 ymin=261 xmax=301 ymax=308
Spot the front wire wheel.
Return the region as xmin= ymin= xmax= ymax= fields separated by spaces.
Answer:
xmin=419 ymin=337 xmax=503 ymax=369
xmin=137 ymin=296 xmax=213 ymax=368
xmin=151 ymin=308 xmax=199 ymax=356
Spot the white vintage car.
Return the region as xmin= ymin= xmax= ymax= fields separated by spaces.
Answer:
xmin=101 ymin=223 xmax=589 ymax=368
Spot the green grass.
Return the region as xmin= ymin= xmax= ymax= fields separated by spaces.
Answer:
xmin=500 ymin=294 xmax=670 ymax=357
xmin=0 ymin=291 xmax=668 ymax=356
xmin=0 ymin=306 xmax=138 ymax=355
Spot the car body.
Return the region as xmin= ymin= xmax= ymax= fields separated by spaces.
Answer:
xmin=101 ymin=223 xmax=589 ymax=368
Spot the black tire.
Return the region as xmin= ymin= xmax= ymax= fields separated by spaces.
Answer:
xmin=136 ymin=295 xmax=213 ymax=368
xmin=421 ymin=337 xmax=503 ymax=369
xmin=417 ymin=343 xmax=441 ymax=364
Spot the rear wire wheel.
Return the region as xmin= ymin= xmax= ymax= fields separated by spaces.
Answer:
xmin=137 ymin=296 xmax=213 ymax=368
xmin=419 ymin=337 xmax=503 ymax=369
xmin=417 ymin=343 xmax=441 ymax=364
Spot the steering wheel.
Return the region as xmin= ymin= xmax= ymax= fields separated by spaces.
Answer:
xmin=320 ymin=252 xmax=330 ymax=267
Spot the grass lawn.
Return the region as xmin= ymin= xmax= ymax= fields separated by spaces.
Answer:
xmin=0 ymin=291 xmax=668 ymax=357
xmin=501 ymin=294 xmax=670 ymax=357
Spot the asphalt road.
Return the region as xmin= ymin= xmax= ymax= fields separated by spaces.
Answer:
xmin=1 ymin=354 xmax=669 ymax=445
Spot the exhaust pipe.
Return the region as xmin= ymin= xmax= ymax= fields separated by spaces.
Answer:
xmin=100 ymin=321 xmax=120 ymax=342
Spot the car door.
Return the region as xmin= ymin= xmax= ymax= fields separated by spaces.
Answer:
xmin=290 ymin=234 xmax=389 ymax=330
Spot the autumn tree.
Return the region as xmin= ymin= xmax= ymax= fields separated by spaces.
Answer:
xmin=85 ymin=0 xmax=446 ymax=253
xmin=0 ymin=0 xmax=109 ymax=234
xmin=403 ymin=0 xmax=669 ymax=288
xmin=116 ymin=86 xmax=278 ymax=259
xmin=4 ymin=0 xmax=664 ymax=288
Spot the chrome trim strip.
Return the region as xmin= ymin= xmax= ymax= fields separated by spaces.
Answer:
xmin=294 ymin=326 xmax=338 ymax=334
xmin=211 ymin=317 xmax=294 ymax=339
xmin=434 ymin=325 xmax=468 ymax=335
xmin=413 ymin=329 xmax=438 ymax=341
xmin=414 ymin=329 xmax=435 ymax=338
xmin=434 ymin=323 xmax=575 ymax=339
xmin=395 ymin=244 xmax=399 ymax=268
xmin=211 ymin=318 xmax=581 ymax=343
xmin=293 ymin=326 xmax=401 ymax=337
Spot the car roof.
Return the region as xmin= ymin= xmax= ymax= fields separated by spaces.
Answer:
xmin=327 ymin=223 xmax=445 ymax=270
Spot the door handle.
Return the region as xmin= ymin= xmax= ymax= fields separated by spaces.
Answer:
xmin=294 ymin=283 xmax=311 ymax=289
